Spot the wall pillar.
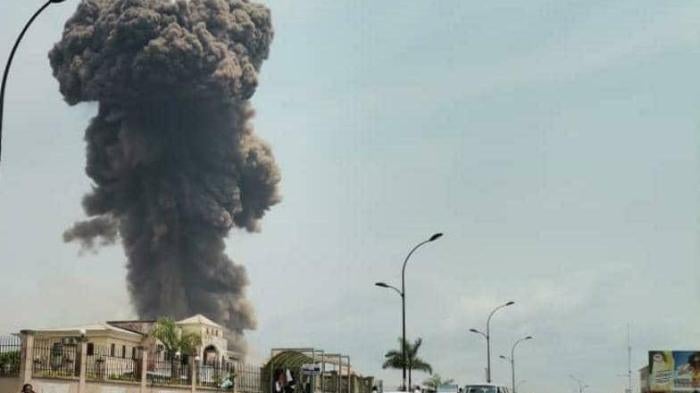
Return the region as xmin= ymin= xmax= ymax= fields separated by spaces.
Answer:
xmin=19 ymin=331 xmax=34 ymax=385
xmin=191 ymin=355 xmax=197 ymax=393
xmin=140 ymin=347 xmax=148 ymax=393
xmin=78 ymin=338 xmax=87 ymax=393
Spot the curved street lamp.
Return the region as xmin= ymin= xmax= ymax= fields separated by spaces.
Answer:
xmin=1 ymin=0 xmax=67 ymax=168
xmin=469 ymin=301 xmax=515 ymax=383
xmin=569 ymin=375 xmax=589 ymax=393
xmin=375 ymin=232 xmax=443 ymax=391
xmin=500 ymin=336 xmax=533 ymax=393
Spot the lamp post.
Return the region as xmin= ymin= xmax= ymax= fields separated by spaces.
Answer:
xmin=375 ymin=232 xmax=443 ymax=391
xmin=469 ymin=301 xmax=515 ymax=383
xmin=1 ymin=0 xmax=67 ymax=167
xmin=569 ymin=375 xmax=588 ymax=393
xmin=499 ymin=336 xmax=532 ymax=393
xmin=499 ymin=356 xmax=512 ymax=389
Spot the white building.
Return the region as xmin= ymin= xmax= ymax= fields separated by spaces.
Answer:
xmin=177 ymin=314 xmax=230 ymax=365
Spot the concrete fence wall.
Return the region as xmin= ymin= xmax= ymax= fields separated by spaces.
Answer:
xmin=25 ymin=378 xmax=195 ymax=393
xmin=11 ymin=333 xmax=246 ymax=393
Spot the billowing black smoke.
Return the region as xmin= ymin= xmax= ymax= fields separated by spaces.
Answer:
xmin=63 ymin=215 xmax=118 ymax=252
xmin=49 ymin=0 xmax=280 ymax=352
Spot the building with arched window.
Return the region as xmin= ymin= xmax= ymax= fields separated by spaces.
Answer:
xmin=176 ymin=314 xmax=231 ymax=365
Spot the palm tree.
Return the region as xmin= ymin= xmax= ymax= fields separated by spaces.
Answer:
xmin=151 ymin=317 xmax=202 ymax=382
xmin=423 ymin=374 xmax=455 ymax=393
xmin=383 ymin=337 xmax=433 ymax=390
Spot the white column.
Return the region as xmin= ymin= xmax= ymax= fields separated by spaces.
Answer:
xmin=19 ymin=332 xmax=34 ymax=385
xmin=140 ymin=348 xmax=148 ymax=393
xmin=78 ymin=339 xmax=87 ymax=393
xmin=191 ymin=355 xmax=197 ymax=393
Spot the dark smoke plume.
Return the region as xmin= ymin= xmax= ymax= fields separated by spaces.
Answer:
xmin=50 ymin=0 xmax=280 ymax=352
xmin=63 ymin=215 xmax=119 ymax=252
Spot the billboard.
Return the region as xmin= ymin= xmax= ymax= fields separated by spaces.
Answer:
xmin=649 ymin=351 xmax=700 ymax=392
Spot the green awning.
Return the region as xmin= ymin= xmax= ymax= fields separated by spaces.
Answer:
xmin=264 ymin=351 xmax=315 ymax=371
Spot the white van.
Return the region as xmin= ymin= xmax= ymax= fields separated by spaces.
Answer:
xmin=437 ymin=384 xmax=460 ymax=393
xmin=463 ymin=384 xmax=510 ymax=393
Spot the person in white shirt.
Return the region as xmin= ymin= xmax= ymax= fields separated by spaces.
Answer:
xmin=274 ymin=369 xmax=286 ymax=393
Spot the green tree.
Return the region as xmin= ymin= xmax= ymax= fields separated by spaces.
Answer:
xmin=383 ymin=337 xmax=433 ymax=389
xmin=151 ymin=317 xmax=202 ymax=382
xmin=423 ymin=374 xmax=455 ymax=392
xmin=0 ymin=350 xmax=20 ymax=376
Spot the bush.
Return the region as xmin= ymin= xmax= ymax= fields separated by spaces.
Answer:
xmin=0 ymin=351 xmax=20 ymax=376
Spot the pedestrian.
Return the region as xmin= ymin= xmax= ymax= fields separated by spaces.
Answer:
xmin=274 ymin=368 xmax=286 ymax=393
xmin=285 ymin=369 xmax=297 ymax=393
xmin=220 ymin=374 xmax=234 ymax=390
xmin=21 ymin=384 xmax=36 ymax=393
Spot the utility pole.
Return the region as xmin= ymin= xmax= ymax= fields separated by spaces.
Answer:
xmin=626 ymin=324 xmax=632 ymax=393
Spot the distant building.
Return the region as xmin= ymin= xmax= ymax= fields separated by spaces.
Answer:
xmin=26 ymin=313 xmax=239 ymax=379
xmin=174 ymin=314 xmax=231 ymax=364
xmin=108 ymin=314 xmax=235 ymax=364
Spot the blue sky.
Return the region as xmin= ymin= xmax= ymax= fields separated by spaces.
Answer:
xmin=1 ymin=1 xmax=699 ymax=393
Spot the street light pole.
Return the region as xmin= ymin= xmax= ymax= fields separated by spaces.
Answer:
xmin=0 ymin=0 xmax=67 ymax=168
xmin=507 ymin=336 xmax=532 ymax=393
xmin=376 ymin=232 xmax=443 ymax=391
xmin=569 ymin=375 xmax=588 ymax=393
xmin=499 ymin=355 xmax=513 ymax=391
xmin=470 ymin=301 xmax=515 ymax=383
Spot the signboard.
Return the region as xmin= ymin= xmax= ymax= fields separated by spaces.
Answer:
xmin=301 ymin=363 xmax=322 ymax=376
xmin=649 ymin=351 xmax=700 ymax=392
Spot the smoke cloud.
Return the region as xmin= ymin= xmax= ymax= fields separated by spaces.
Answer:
xmin=63 ymin=215 xmax=118 ymax=252
xmin=49 ymin=0 xmax=280 ymax=352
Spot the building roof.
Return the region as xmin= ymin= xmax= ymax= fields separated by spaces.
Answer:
xmin=106 ymin=320 xmax=157 ymax=333
xmin=177 ymin=314 xmax=224 ymax=329
xmin=25 ymin=314 xmax=227 ymax=338
xmin=28 ymin=323 xmax=143 ymax=338
xmin=263 ymin=350 xmax=363 ymax=377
